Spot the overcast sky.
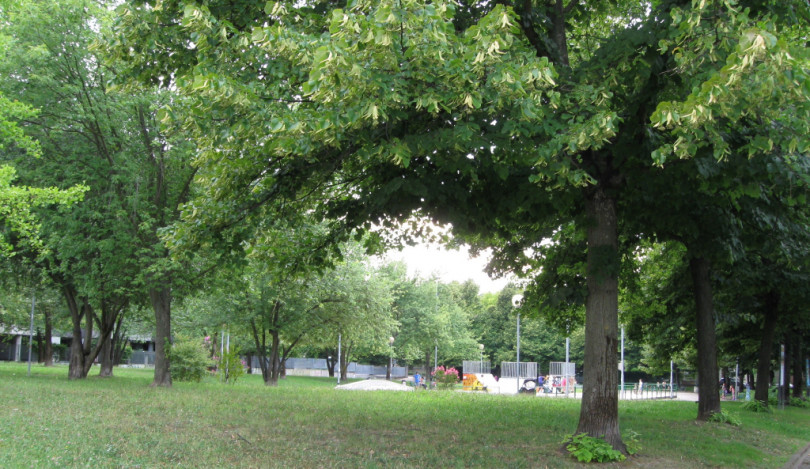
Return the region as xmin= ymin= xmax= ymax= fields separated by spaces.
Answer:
xmin=380 ymin=243 xmax=512 ymax=294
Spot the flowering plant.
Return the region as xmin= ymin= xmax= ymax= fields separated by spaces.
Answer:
xmin=432 ymin=366 xmax=460 ymax=390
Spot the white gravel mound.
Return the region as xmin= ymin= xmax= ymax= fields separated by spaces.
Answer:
xmin=335 ymin=379 xmax=413 ymax=391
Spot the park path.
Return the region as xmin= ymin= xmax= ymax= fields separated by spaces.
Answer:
xmin=784 ymin=442 xmax=810 ymax=469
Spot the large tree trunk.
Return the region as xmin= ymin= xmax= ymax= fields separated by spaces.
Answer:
xmin=97 ymin=303 xmax=124 ymax=377
xmin=63 ymin=283 xmax=88 ymax=380
xmin=99 ymin=336 xmax=114 ymax=377
xmin=576 ymin=188 xmax=624 ymax=452
xmin=690 ymin=256 xmax=721 ymax=420
xmin=755 ymin=291 xmax=779 ymax=405
xmin=150 ymin=286 xmax=172 ymax=387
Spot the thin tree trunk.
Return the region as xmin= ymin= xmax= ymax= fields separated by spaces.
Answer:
xmin=340 ymin=343 xmax=351 ymax=381
xmin=150 ymin=286 xmax=172 ymax=387
xmin=265 ymin=329 xmax=281 ymax=386
xmin=97 ymin=303 xmax=123 ymax=377
xmin=755 ymin=291 xmax=778 ymax=405
xmin=35 ymin=328 xmax=44 ymax=364
xmin=81 ymin=300 xmax=95 ymax=376
xmin=250 ymin=319 xmax=270 ymax=383
xmin=784 ymin=336 xmax=792 ymax=402
xmin=793 ymin=335 xmax=804 ymax=398
xmin=576 ymin=187 xmax=624 ymax=452
xmin=43 ymin=309 xmax=53 ymax=366
xmin=690 ymin=256 xmax=720 ymax=420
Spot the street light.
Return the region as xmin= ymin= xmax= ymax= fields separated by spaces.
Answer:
xmin=512 ymin=294 xmax=523 ymax=393
xmin=478 ymin=343 xmax=484 ymax=372
xmin=387 ymin=336 xmax=395 ymax=380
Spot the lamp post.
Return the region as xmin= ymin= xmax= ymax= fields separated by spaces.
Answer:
xmin=387 ymin=336 xmax=395 ymax=380
xmin=478 ymin=343 xmax=484 ymax=373
xmin=512 ymin=294 xmax=523 ymax=393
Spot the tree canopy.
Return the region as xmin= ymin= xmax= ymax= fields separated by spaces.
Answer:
xmin=108 ymin=0 xmax=810 ymax=450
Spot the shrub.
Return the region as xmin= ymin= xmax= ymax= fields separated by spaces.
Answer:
xmin=790 ymin=397 xmax=809 ymax=408
xmin=431 ymin=366 xmax=460 ymax=390
xmin=624 ymin=430 xmax=642 ymax=456
xmin=742 ymin=399 xmax=771 ymax=413
xmin=562 ymin=433 xmax=626 ymax=463
xmin=218 ymin=348 xmax=245 ymax=384
xmin=168 ymin=336 xmax=212 ymax=382
xmin=708 ymin=410 xmax=741 ymax=426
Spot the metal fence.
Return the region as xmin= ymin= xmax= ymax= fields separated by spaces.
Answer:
xmin=128 ymin=351 xmax=156 ymax=367
xmin=549 ymin=361 xmax=576 ymax=377
xmin=251 ymin=357 xmax=407 ymax=378
xmin=462 ymin=360 xmax=491 ymax=375
xmin=501 ymin=362 xmax=538 ymax=379
xmin=619 ymin=383 xmax=678 ymax=400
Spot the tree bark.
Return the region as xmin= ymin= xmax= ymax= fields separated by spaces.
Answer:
xmin=576 ymin=187 xmax=624 ymax=452
xmin=690 ymin=256 xmax=721 ymax=420
xmin=99 ymin=336 xmax=114 ymax=377
xmin=340 ymin=343 xmax=351 ymax=381
xmin=755 ymin=291 xmax=778 ymax=405
xmin=35 ymin=328 xmax=44 ymax=364
xmin=43 ymin=309 xmax=53 ymax=366
xmin=793 ymin=334 xmax=804 ymax=398
xmin=97 ymin=302 xmax=124 ymax=377
xmin=784 ymin=335 xmax=792 ymax=402
xmin=63 ymin=283 xmax=88 ymax=380
xmin=150 ymin=286 xmax=172 ymax=387
xmin=265 ymin=329 xmax=281 ymax=386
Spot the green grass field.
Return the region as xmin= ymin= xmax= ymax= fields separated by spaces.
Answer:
xmin=0 ymin=362 xmax=807 ymax=468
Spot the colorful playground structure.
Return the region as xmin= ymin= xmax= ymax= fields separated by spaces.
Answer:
xmin=462 ymin=360 xmax=578 ymax=396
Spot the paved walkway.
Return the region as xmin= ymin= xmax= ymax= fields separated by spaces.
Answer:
xmin=784 ymin=442 xmax=810 ymax=469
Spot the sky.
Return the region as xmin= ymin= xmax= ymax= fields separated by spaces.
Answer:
xmin=380 ymin=243 xmax=513 ymax=294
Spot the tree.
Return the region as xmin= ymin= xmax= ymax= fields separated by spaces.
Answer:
xmin=1 ymin=0 xmax=196 ymax=383
xmin=111 ymin=0 xmax=810 ymax=450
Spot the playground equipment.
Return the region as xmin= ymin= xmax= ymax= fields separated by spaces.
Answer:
xmin=462 ymin=360 xmax=498 ymax=392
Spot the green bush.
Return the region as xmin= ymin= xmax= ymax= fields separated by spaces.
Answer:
xmin=742 ymin=399 xmax=771 ymax=413
xmin=431 ymin=366 xmax=460 ymax=390
xmin=218 ymin=348 xmax=245 ymax=384
xmin=708 ymin=410 xmax=741 ymax=426
xmin=624 ymin=430 xmax=642 ymax=456
xmin=562 ymin=433 xmax=626 ymax=463
xmin=168 ymin=336 xmax=211 ymax=382
xmin=790 ymin=397 xmax=809 ymax=408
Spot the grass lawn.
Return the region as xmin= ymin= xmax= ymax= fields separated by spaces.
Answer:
xmin=0 ymin=362 xmax=807 ymax=468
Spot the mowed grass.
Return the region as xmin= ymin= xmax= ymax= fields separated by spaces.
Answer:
xmin=0 ymin=363 xmax=808 ymax=468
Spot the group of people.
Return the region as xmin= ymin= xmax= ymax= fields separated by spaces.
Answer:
xmin=721 ymin=379 xmax=737 ymax=400
xmin=536 ymin=374 xmax=577 ymax=394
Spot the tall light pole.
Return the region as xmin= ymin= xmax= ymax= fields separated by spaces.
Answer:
xmin=478 ymin=343 xmax=484 ymax=373
xmin=512 ymin=294 xmax=523 ymax=393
